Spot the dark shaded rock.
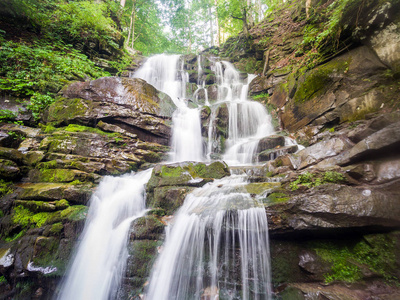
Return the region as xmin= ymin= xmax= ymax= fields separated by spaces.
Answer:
xmin=0 ymin=159 xmax=20 ymax=180
xmin=280 ymin=46 xmax=392 ymax=131
xmin=257 ymin=135 xmax=286 ymax=153
xmin=258 ymin=144 xmax=298 ymax=162
xmin=0 ymin=147 xmax=24 ymax=164
xmin=267 ymin=182 xmax=400 ymax=238
xmin=339 ymin=122 xmax=400 ymax=166
xmin=298 ymin=250 xmax=331 ymax=278
xmin=347 ymin=112 xmax=400 ymax=143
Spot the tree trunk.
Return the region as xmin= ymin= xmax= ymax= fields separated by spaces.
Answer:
xmin=126 ymin=0 xmax=136 ymax=48
xmin=209 ymin=5 xmax=214 ymax=46
xmin=120 ymin=0 xmax=126 ymax=7
xmin=214 ymin=0 xmax=220 ymax=46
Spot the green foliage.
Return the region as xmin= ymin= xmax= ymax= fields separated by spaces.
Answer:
xmin=63 ymin=124 xmax=120 ymax=138
xmin=0 ymin=276 xmax=7 ymax=284
xmin=27 ymin=92 xmax=55 ymax=120
xmin=289 ymin=171 xmax=346 ymax=191
xmin=0 ymin=110 xmax=18 ymax=122
xmin=0 ymin=180 xmax=14 ymax=197
xmin=252 ymin=93 xmax=269 ymax=100
xmin=313 ymin=234 xmax=398 ymax=283
xmin=7 ymin=131 xmax=25 ymax=141
xmin=5 ymin=230 xmax=25 ymax=242
xmin=13 ymin=205 xmax=51 ymax=228
xmin=0 ymin=38 xmax=108 ymax=97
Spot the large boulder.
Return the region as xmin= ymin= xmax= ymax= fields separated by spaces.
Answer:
xmin=46 ymin=77 xmax=177 ymax=145
xmin=146 ymin=161 xmax=230 ymax=215
xmin=267 ymin=182 xmax=400 ymax=238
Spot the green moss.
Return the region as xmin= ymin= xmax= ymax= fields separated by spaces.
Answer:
xmin=0 ymin=275 xmax=7 ymax=284
xmin=50 ymin=222 xmax=63 ymax=234
xmin=37 ymin=169 xmax=77 ymax=183
xmin=37 ymin=160 xmax=58 ymax=169
xmin=160 ymin=165 xmax=184 ymax=177
xmin=0 ymin=179 xmax=13 ymax=197
xmin=13 ymin=204 xmax=87 ymax=229
xmin=13 ymin=206 xmax=52 ymax=228
xmin=293 ymin=58 xmax=349 ymax=102
xmin=5 ymin=230 xmax=25 ymax=242
xmin=244 ymin=182 xmax=281 ymax=195
xmin=55 ymin=199 xmax=69 ymax=210
xmin=58 ymin=205 xmax=88 ymax=221
xmin=47 ymin=97 xmax=88 ymax=125
xmin=148 ymin=208 xmax=165 ymax=217
xmin=63 ymin=124 xmax=120 ymax=138
xmin=267 ymin=192 xmax=290 ymax=204
xmin=311 ymin=234 xmax=398 ymax=283
xmin=289 ymin=171 xmax=346 ymax=191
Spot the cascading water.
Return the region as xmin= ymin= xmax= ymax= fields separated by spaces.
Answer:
xmin=57 ymin=169 xmax=152 ymax=300
xmin=211 ymin=61 xmax=274 ymax=165
xmin=134 ymin=54 xmax=204 ymax=162
xmin=58 ymin=54 xmax=276 ymax=300
xmin=146 ymin=176 xmax=272 ymax=300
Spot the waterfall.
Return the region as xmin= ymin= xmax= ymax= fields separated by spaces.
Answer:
xmin=57 ymin=170 xmax=152 ymax=300
xmin=208 ymin=62 xmax=274 ymax=165
xmin=58 ymin=54 xmax=275 ymax=300
xmin=134 ymin=54 xmax=204 ymax=162
xmin=146 ymin=176 xmax=272 ymax=300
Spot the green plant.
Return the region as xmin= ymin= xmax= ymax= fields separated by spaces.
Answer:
xmin=7 ymin=131 xmax=26 ymax=141
xmin=0 ymin=180 xmax=13 ymax=197
xmin=28 ymin=92 xmax=55 ymax=120
xmin=0 ymin=276 xmax=7 ymax=284
xmin=0 ymin=109 xmax=17 ymax=122
xmin=313 ymin=234 xmax=398 ymax=283
xmin=5 ymin=230 xmax=25 ymax=242
xmin=289 ymin=171 xmax=346 ymax=191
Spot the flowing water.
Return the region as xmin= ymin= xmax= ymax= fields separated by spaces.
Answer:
xmin=57 ymin=170 xmax=152 ymax=300
xmin=146 ymin=176 xmax=272 ymax=300
xmin=134 ymin=54 xmax=204 ymax=163
xmin=58 ymin=54 xmax=274 ymax=300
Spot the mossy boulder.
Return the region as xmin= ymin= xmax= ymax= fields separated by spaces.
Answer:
xmin=18 ymin=182 xmax=93 ymax=205
xmin=0 ymin=159 xmax=20 ymax=180
xmin=28 ymin=168 xmax=97 ymax=183
xmin=46 ymin=77 xmax=176 ymax=145
xmin=130 ymin=215 xmax=165 ymax=240
xmin=147 ymin=161 xmax=230 ymax=192
xmin=149 ymin=186 xmax=195 ymax=215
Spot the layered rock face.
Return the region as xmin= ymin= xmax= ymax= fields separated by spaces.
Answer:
xmin=0 ymin=78 xmax=174 ymax=298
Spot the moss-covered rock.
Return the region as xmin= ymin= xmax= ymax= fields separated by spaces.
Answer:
xmin=131 ymin=215 xmax=165 ymax=240
xmin=149 ymin=186 xmax=195 ymax=215
xmin=0 ymin=159 xmax=20 ymax=180
xmin=147 ymin=161 xmax=230 ymax=192
xmin=18 ymin=182 xmax=93 ymax=204
xmin=28 ymin=168 xmax=96 ymax=183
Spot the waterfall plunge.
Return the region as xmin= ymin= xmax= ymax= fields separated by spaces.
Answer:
xmin=146 ymin=176 xmax=272 ymax=300
xmin=57 ymin=170 xmax=152 ymax=300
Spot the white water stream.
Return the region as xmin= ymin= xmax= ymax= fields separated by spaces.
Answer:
xmin=58 ymin=54 xmax=274 ymax=300
xmin=134 ymin=54 xmax=204 ymax=163
xmin=146 ymin=176 xmax=272 ymax=300
xmin=57 ymin=170 xmax=152 ymax=300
